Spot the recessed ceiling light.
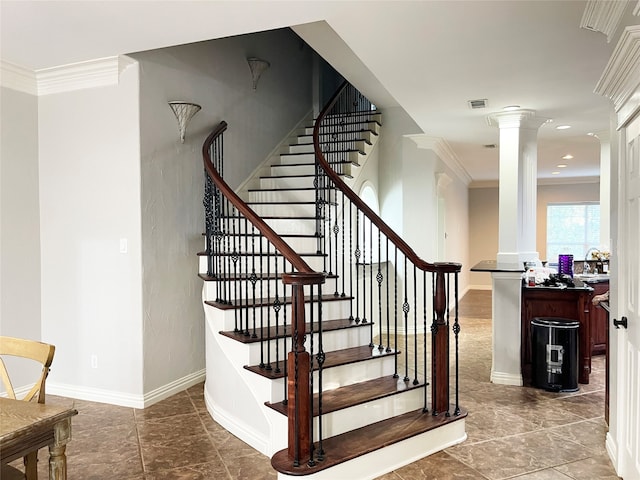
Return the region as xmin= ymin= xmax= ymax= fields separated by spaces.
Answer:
xmin=502 ymin=105 xmax=520 ymax=111
xmin=562 ymin=154 xmax=574 ymax=160
xmin=556 ymin=125 xmax=571 ymax=130
xmin=557 ymin=164 xmax=568 ymax=168
xmin=552 ymin=171 xmax=560 ymax=175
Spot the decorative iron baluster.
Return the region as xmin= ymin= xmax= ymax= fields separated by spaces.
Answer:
xmin=413 ymin=265 xmax=418 ymax=385
xmin=316 ymin=284 xmax=325 ymax=462
xmin=402 ymin=256 xmax=410 ymax=383
xmin=377 ymin=227 xmax=384 ymax=351
xmin=354 ymin=208 xmax=361 ymax=323
xmin=453 ymin=272 xmax=461 ymax=416
xmin=423 ymin=271 xmax=429 ymax=412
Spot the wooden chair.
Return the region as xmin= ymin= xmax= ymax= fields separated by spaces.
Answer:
xmin=0 ymin=336 xmax=55 ymax=480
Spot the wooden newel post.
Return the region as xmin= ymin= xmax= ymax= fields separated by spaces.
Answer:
xmin=282 ymin=272 xmax=325 ymax=466
xmin=432 ymin=270 xmax=449 ymax=415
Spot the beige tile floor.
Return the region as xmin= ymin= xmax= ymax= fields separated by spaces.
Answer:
xmin=16 ymin=290 xmax=619 ymax=479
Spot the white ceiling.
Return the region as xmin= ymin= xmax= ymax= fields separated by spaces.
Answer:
xmin=2 ymin=1 xmax=638 ymax=184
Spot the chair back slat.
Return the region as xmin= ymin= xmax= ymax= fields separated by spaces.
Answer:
xmin=0 ymin=336 xmax=55 ymax=403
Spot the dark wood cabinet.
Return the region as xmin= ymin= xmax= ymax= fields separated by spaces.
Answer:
xmin=589 ymin=281 xmax=609 ymax=355
xmin=521 ymin=284 xmax=593 ymax=384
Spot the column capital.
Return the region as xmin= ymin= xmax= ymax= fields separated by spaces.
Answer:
xmin=487 ymin=109 xmax=550 ymax=130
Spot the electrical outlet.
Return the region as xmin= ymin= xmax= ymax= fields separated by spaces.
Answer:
xmin=91 ymin=355 xmax=98 ymax=369
xmin=119 ymin=238 xmax=128 ymax=254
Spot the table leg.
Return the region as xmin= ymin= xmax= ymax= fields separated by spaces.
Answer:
xmin=49 ymin=417 xmax=72 ymax=480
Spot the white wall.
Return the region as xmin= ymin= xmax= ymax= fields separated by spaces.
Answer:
xmin=468 ymin=181 xmax=600 ymax=288
xmin=0 ymin=86 xmax=41 ymax=389
xmin=38 ymin=62 xmax=144 ymax=401
xmin=130 ymin=28 xmax=312 ymax=393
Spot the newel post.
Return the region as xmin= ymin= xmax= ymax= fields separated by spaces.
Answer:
xmin=282 ymin=272 xmax=325 ymax=466
xmin=432 ymin=270 xmax=450 ymax=415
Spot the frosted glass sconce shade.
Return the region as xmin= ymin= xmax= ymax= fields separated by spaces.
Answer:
xmin=247 ymin=57 xmax=270 ymax=91
xmin=169 ymin=101 xmax=201 ymax=143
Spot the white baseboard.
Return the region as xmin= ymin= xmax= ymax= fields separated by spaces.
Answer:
xmin=490 ymin=370 xmax=523 ymax=386
xmin=47 ymin=369 xmax=205 ymax=409
xmin=605 ymin=431 xmax=619 ymax=473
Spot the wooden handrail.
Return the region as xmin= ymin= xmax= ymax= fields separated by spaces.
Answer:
xmin=313 ymin=82 xmax=461 ymax=275
xmin=202 ymin=121 xmax=316 ymax=274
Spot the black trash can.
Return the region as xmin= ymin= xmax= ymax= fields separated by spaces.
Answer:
xmin=531 ymin=317 xmax=579 ymax=392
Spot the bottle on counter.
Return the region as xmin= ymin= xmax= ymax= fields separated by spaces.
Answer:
xmin=527 ymin=268 xmax=536 ymax=287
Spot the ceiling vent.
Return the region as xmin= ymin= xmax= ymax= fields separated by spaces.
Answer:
xmin=483 ymin=144 xmax=497 ymax=149
xmin=468 ymin=99 xmax=488 ymax=109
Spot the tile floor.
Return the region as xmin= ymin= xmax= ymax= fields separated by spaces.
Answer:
xmin=18 ymin=289 xmax=619 ymax=479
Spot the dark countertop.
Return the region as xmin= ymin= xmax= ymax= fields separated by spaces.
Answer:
xmin=470 ymin=260 xmax=525 ymax=273
xmin=522 ymin=281 xmax=593 ymax=292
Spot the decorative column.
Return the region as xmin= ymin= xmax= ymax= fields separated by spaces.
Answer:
xmin=487 ymin=110 xmax=548 ymax=386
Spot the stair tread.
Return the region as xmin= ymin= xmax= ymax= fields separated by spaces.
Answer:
xmin=266 ymin=375 xmax=424 ymax=417
xmin=204 ymin=293 xmax=350 ymax=310
xmin=200 ymin=272 xmax=336 ymax=282
xmin=245 ymin=345 xmax=397 ymax=380
xmin=197 ymin=251 xmax=324 ymax=257
xmin=271 ymin=407 xmax=466 ymax=476
xmin=295 ymin=128 xmax=379 ymax=139
xmin=219 ymin=317 xmax=367 ymax=344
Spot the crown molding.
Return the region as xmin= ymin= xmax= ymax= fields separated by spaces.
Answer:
xmin=469 ymin=176 xmax=600 ymax=189
xmin=37 ymin=56 xmax=121 ymax=95
xmin=0 ymin=61 xmax=37 ymax=95
xmin=580 ymin=0 xmax=630 ymax=42
xmin=405 ymin=134 xmax=473 ymax=186
xmin=1 ymin=56 xmax=127 ymax=96
xmin=595 ymin=25 xmax=640 ymax=127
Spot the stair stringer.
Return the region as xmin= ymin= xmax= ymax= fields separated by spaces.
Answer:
xmin=204 ymin=301 xmax=289 ymax=456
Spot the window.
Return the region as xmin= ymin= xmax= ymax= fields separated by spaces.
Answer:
xmin=546 ymin=202 xmax=600 ymax=263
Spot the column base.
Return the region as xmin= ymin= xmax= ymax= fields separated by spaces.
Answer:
xmin=490 ymin=370 xmax=523 ymax=386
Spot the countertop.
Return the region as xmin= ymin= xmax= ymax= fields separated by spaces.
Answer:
xmin=470 ymin=260 xmax=525 ymax=273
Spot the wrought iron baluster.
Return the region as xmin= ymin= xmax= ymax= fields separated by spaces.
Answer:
xmin=413 ymin=265 xmax=418 ymax=385
xmin=316 ymin=284 xmax=325 ymax=462
xmin=393 ymin=246 xmax=399 ymax=378
xmin=423 ymin=270 xmax=428 ymax=412
xmin=402 ymin=256 xmax=410 ymax=382
xmin=354 ymin=208 xmax=361 ymax=323
xmin=250 ymin=226 xmax=258 ymax=339
xmin=453 ymin=272 xmax=460 ymax=416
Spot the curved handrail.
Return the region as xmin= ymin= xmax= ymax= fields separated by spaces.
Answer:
xmin=202 ymin=121 xmax=315 ymax=274
xmin=313 ymin=81 xmax=461 ymax=274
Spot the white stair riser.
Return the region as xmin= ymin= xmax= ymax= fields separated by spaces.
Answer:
xmin=205 ymin=217 xmax=317 ymax=234
xmin=287 ymin=143 xmax=314 ymax=154
xmin=278 ymin=153 xmax=315 ymax=165
xmin=203 ymin=294 xmax=353 ymax=321
xmin=295 ymin=130 xmax=378 ymax=146
xmin=237 ymin=325 xmax=373 ymax=368
xmin=203 ymin=234 xmax=319 ymax=253
xmin=271 ymin=164 xmax=315 ymax=177
xmin=315 ymin=387 xmax=424 ymax=439
xmin=199 ymin=253 xmax=325 ymax=274
xmin=266 ymin=386 xmax=424 ymax=446
xmin=249 ymin=203 xmax=316 ymax=218
xmin=301 ymin=119 xmax=382 ymax=136
xmin=249 ymin=189 xmax=314 ymax=203
xmin=260 ymin=176 xmax=315 ymax=190
xmin=204 ymin=279 xmax=335 ymax=302
xmin=276 ymin=420 xmax=465 ymax=480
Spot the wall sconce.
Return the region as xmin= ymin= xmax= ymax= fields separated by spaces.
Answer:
xmin=247 ymin=57 xmax=270 ymax=91
xmin=168 ymin=101 xmax=201 ymax=143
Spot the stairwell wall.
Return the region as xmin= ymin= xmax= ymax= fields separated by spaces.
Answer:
xmin=37 ymin=60 xmax=144 ymax=402
xmin=0 ymin=86 xmax=42 ymax=390
xmin=130 ymin=28 xmax=312 ymax=395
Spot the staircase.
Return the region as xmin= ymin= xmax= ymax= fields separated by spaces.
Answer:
xmin=200 ymin=83 xmax=466 ymax=480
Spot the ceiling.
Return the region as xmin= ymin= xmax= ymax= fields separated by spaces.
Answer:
xmin=2 ymin=1 xmax=638 ymax=184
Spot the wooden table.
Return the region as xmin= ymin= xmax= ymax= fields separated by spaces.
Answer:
xmin=0 ymin=398 xmax=77 ymax=479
